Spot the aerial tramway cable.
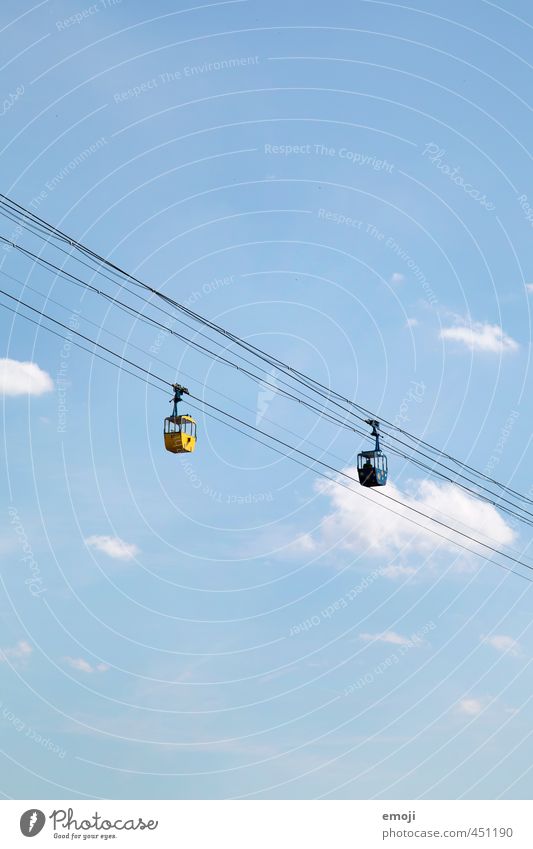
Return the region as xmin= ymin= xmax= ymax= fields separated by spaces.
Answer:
xmin=1 ymin=289 xmax=533 ymax=587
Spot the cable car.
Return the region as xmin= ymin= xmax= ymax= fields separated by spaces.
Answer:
xmin=357 ymin=419 xmax=387 ymax=487
xmin=164 ymin=383 xmax=197 ymax=454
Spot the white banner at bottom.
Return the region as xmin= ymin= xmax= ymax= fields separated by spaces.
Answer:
xmin=0 ymin=800 xmax=531 ymax=848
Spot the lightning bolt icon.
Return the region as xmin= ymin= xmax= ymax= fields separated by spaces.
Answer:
xmin=256 ymin=368 xmax=278 ymax=426
xmin=28 ymin=811 xmax=37 ymax=833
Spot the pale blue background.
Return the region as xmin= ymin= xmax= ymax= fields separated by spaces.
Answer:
xmin=1 ymin=0 xmax=533 ymax=799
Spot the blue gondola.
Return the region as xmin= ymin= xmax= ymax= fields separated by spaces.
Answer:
xmin=357 ymin=419 xmax=388 ymax=487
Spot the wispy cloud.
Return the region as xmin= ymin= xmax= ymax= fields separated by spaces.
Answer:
xmin=440 ymin=320 xmax=518 ymax=353
xmin=359 ymin=631 xmax=420 ymax=647
xmin=481 ymin=634 xmax=520 ymax=656
xmin=457 ymin=697 xmax=484 ymax=716
xmin=525 ymin=284 xmax=533 ymax=294
xmin=64 ymin=657 xmax=109 ymax=674
xmin=0 ymin=359 xmax=53 ymax=396
xmin=405 ymin=317 xmax=418 ymax=328
xmin=85 ymin=535 xmax=139 ymax=560
xmin=390 ymin=272 xmax=405 ymax=284
xmin=0 ymin=640 xmax=32 ymax=663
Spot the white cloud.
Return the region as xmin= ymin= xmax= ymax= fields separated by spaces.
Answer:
xmin=440 ymin=320 xmax=518 ymax=353
xmin=457 ymin=697 xmax=484 ymax=716
xmin=0 ymin=358 xmax=53 ymax=396
xmin=359 ymin=631 xmax=420 ymax=647
xmin=305 ymin=473 xmax=515 ymax=563
xmin=390 ymin=272 xmax=405 ymax=284
xmin=85 ymin=535 xmax=139 ymax=561
xmin=481 ymin=634 xmax=520 ymax=656
xmin=525 ymin=284 xmax=533 ymax=293
xmin=0 ymin=640 xmax=32 ymax=663
xmin=405 ymin=317 xmax=418 ymax=328
xmin=285 ymin=532 xmax=316 ymax=555
xmin=64 ymin=657 xmax=109 ymax=674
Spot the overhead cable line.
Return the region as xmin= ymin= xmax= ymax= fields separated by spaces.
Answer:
xmin=4 ymin=278 xmax=532 ymax=554
xmin=1 ymin=290 xmax=533 ymax=585
xmin=0 ymin=193 xmax=528 ymax=509
xmin=2 ymin=214 xmax=533 ymax=529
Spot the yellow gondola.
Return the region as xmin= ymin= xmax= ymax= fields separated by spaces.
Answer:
xmin=164 ymin=384 xmax=197 ymax=454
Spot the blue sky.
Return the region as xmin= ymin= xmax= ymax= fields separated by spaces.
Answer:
xmin=1 ymin=0 xmax=533 ymax=799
